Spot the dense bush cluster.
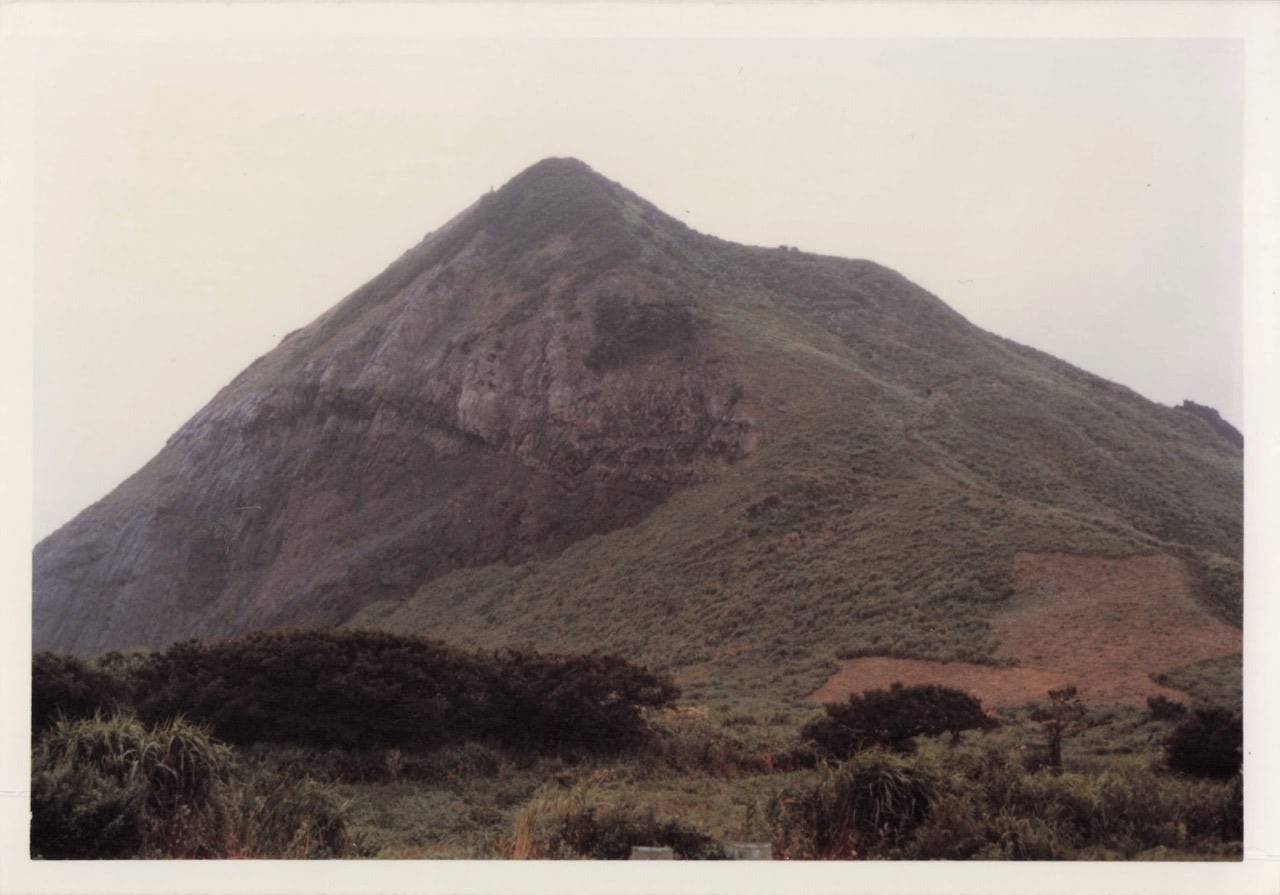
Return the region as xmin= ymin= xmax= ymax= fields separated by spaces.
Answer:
xmin=1163 ymin=708 xmax=1242 ymax=780
xmin=134 ymin=630 xmax=488 ymax=750
xmin=35 ymin=629 xmax=679 ymax=757
xmin=31 ymin=652 xmax=133 ymax=735
xmin=762 ymin=744 xmax=1243 ymax=861
xmin=510 ymin=772 xmax=726 ymax=860
xmin=482 ymin=651 xmax=680 ymax=754
xmin=802 ymin=683 xmax=994 ymax=758
xmin=31 ymin=630 xmax=678 ymax=859
xmin=899 ymin=747 xmax=1243 ymax=860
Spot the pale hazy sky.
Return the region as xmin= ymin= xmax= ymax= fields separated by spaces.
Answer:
xmin=2 ymin=4 xmax=1268 ymax=543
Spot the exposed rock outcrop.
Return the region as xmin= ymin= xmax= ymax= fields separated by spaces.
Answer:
xmin=34 ymin=158 xmax=1243 ymax=671
xmin=34 ymin=159 xmax=754 ymax=654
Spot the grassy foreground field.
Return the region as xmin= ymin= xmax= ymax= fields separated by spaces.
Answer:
xmin=30 ymin=633 xmax=1241 ymax=861
xmin=331 ymin=692 xmax=1242 ymax=861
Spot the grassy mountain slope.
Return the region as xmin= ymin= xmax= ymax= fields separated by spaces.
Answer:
xmin=347 ymin=166 xmax=1241 ymax=700
xmin=36 ymin=158 xmax=1240 ymax=704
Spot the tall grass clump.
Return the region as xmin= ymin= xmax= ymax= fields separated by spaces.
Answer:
xmin=31 ymin=713 xmax=232 ymax=859
xmin=228 ymin=766 xmax=356 ymax=858
xmin=31 ymin=711 xmax=360 ymax=859
xmin=766 ymin=753 xmax=938 ymax=858
xmin=509 ymin=772 xmax=725 ymax=859
xmin=510 ymin=773 xmax=607 ymax=858
xmin=642 ymin=708 xmax=767 ymax=778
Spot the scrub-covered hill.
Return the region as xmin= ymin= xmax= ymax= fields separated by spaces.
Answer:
xmin=35 ymin=158 xmax=1240 ymax=702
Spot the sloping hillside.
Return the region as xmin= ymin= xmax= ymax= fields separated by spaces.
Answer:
xmin=35 ymin=158 xmax=1240 ymax=702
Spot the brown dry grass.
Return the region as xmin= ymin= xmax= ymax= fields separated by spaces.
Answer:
xmin=811 ymin=552 xmax=1241 ymax=708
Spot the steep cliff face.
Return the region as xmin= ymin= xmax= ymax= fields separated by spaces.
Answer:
xmin=34 ymin=159 xmax=754 ymax=653
xmin=34 ymin=158 xmax=1242 ymax=672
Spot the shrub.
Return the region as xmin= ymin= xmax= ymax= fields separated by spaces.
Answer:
xmin=1146 ymin=694 xmax=1188 ymax=721
xmin=1151 ymin=654 xmax=1242 ymax=714
xmin=236 ymin=742 xmax=392 ymax=784
xmin=401 ymin=741 xmax=506 ymax=783
xmin=1164 ymin=708 xmax=1242 ymax=779
xmin=134 ymin=629 xmax=484 ymax=750
xmin=900 ymin=746 xmax=1242 ymax=860
xmin=510 ymin=774 xmax=724 ymax=859
xmin=802 ymin=683 xmax=992 ymax=758
xmin=637 ymin=708 xmax=764 ymax=777
xmin=31 ymin=713 xmax=360 ymax=859
xmin=31 ymin=652 xmax=133 ymax=735
xmin=31 ymin=713 xmax=231 ymax=859
xmin=30 ymin=754 xmax=148 ymax=859
xmin=480 ymin=649 xmax=680 ymax=755
xmin=766 ymin=753 xmax=938 ymax=858
xmin=131 ymin=630 xmax=678 ymax=756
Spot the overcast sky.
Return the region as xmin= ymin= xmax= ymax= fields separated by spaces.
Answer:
xmin=3 ymin=4 xmax=1265 ymax=542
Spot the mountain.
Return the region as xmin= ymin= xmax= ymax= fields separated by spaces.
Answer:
xmin=33 ymin=158 xmax=1241 ymax=702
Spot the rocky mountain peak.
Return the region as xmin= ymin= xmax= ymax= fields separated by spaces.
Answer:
xmin=34 ymin=159 xmax=753 ymax=655
xmin=34 ymin=159 xmax=1242 ymax=681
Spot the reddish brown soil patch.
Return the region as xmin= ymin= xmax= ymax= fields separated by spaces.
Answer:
xmin=809 ymin=657 xmax=1102 ymax=709
xmin=811 ymin=553 xmax=1241 ymax=708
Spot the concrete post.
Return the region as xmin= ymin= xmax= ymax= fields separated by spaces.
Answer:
xmin=630 ymin=846 xmax=675 ymax=860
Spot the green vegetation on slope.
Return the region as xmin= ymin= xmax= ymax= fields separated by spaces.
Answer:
xmin=36 ymin=158 xmax=1242 ymax=680
xmin=352 ymin=401 xmax=1158 ymax=701
xmin=347 ymin=224 xmax=1239 ymax=702
xmin=1153 ymin=654 xmax=1243 ymax=714
xmin=36 ymin=629 xmax=680 ymax=758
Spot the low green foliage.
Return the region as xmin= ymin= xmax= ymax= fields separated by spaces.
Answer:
xmin=30 ymin=629 xmax=1243 ymax=860
xmin=229 ymin=765 xmax=357 ymax=858
xmin=766 ymin=752 xmax=938 ymax=858
xmin=31 ymin=713 xmax=232 ymax=859
xmin=1183 ymin=550 xmax=1243 ymax=626
xmin=642 ymin=709 xmax=768 ymax=778
xmin=903 ymin=746 xmax=1241 ymax=860
xmin=1153 ymin=653 xmax=1242 ymax=714
xmin=511 ymin=772 xmax=726 ymax=859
